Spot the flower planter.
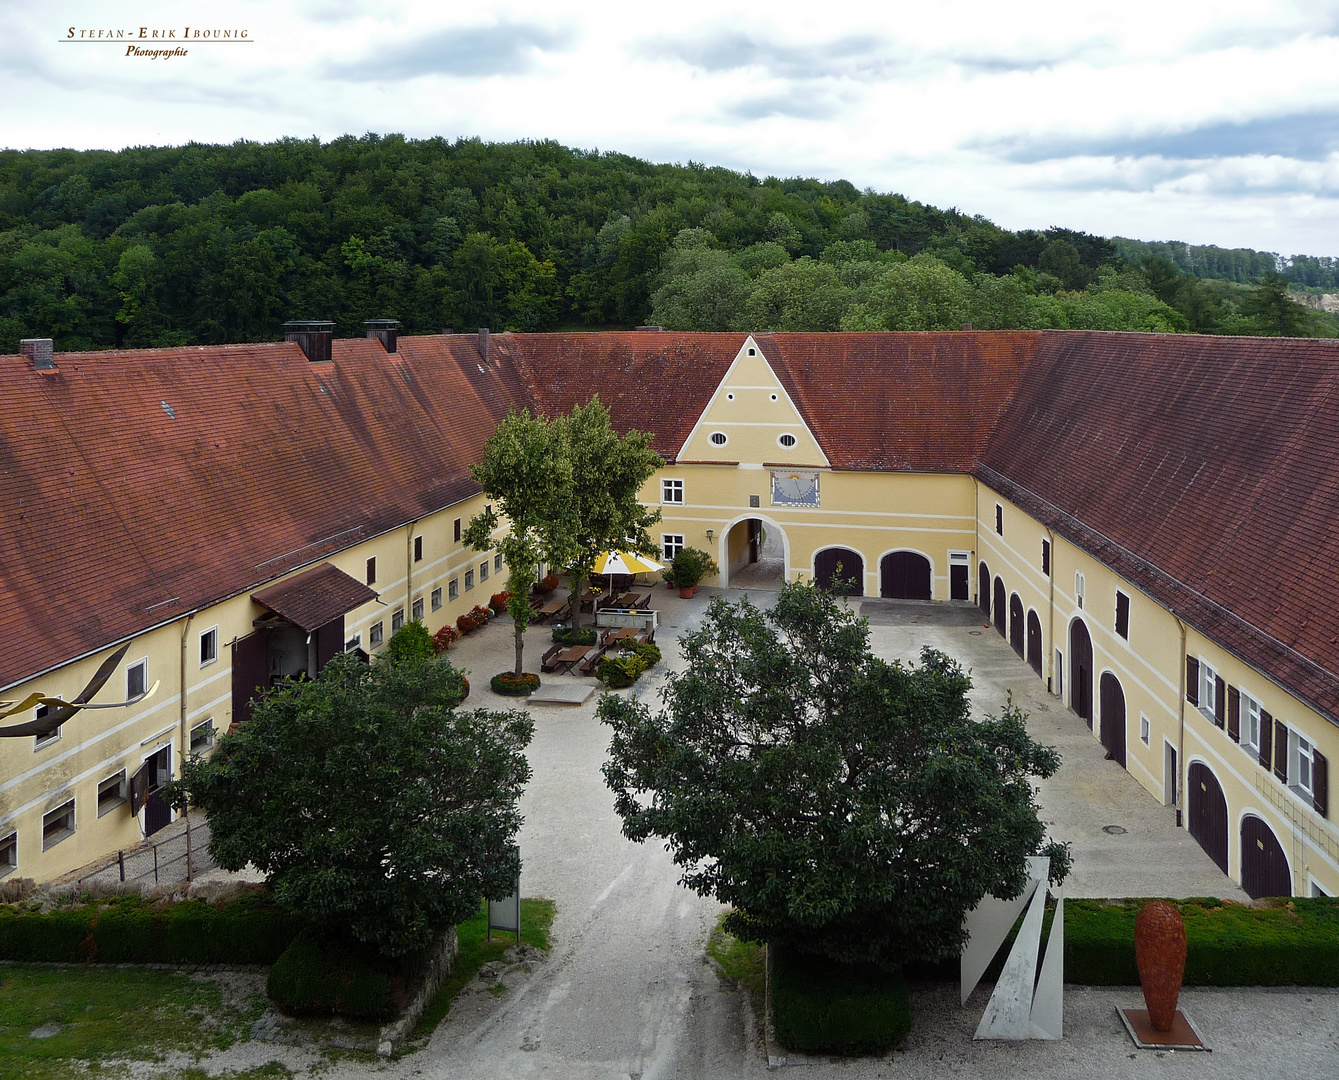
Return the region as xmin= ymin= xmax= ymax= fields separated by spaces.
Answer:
xmin=679 ymin=586 xmax=697 ymax=599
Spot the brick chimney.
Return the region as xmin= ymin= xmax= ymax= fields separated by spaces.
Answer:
xmin=20 ymin=338 xmax=55 ymax=371
xmin=283 ymin=320 xmax=335 ymax=363
xmin=365 ymin=318 xmax=399 ymax=354
xmin=478 ymin=327 xmax=490 ymax=365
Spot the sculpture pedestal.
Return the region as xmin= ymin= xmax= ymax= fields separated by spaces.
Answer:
xmin=1118 ymin=1007 xmax=1209 ymax=1051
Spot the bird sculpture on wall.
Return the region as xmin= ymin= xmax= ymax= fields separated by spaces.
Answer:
xmin=0 ymin=643 xmax=160 ymax=737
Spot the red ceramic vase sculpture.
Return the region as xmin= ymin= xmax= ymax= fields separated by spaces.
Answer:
xmin=1134 ymin=900 xmax=1187 ymax=1031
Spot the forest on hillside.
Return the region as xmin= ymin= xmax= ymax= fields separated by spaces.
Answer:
xmin=0 ymin=134 xmax=1334 ymax=352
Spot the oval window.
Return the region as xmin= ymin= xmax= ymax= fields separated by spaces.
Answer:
xmin=770 ymin=393 xmax=778 ymax=401
xmin=709 ymin=431 xmax=728 ymax=446
xmin=726 ymin=392 xmax=735 ymax=401
xmin=778 ymin=433 xmax=797 ymax=448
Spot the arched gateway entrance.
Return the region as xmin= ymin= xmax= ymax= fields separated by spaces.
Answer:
xmin=723 ymin=516 xmax=787 ymax=589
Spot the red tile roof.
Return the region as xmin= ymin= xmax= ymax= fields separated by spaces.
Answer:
xmin=251 ymin=562 xmax=379 ymax=632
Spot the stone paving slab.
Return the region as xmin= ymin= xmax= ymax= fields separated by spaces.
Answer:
xmin=529 ymin=681 xmax=597 ymax=705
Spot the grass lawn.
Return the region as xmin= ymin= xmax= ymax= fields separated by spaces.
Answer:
xmin=413 ymin=897 xmax=555 ymax=1038
xmin=0 ymin=962 xmax=267 ymax=1080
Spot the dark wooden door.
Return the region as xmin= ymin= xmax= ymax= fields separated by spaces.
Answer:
xmin=315 ymin=615 xmax=344 ymax=675
xmin=880 ymin=552 xmax=931 ymax=600
xmin=1027 ymin=610 xmax=1043 ymax=676
xmin=950 ymin=558 xmax=969 ymax=601
xmin=979 ymin=563 xmax=990 ymax=616
xmin=1241 ymin=816 xmax=1291 ymax=898
xmin=748 ymin=520 xmax=762 ymax=562
xmin=814 ymin=548 xmax=864 ymax=595
xmin=231 ymin=630 xmax=269 ymax=729
xmin=1188 ymin=762 xmax=1229 ymax=875
xmin=1070 ymin=619 xmax=1093 ymax=727
xmin=143 ymin=745 xmax=172 ymax=837
xmin=993 ymin=578 xmax=1006 ymax=634
xmin=1099 ymin=672 xmax=1127 ymax=768
xmin=1009 ymin=595 xmax=1024 ymax=657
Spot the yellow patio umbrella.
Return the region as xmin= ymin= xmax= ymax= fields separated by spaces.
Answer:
xmin=592 ymin=549 xmax=664 ymax=577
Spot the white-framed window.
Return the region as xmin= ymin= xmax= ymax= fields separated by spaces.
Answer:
xmin=448 ymin=578 xmax=459 ymax=601
xmin=412 ymin=597 xmax=424 ymax=621
xmin=1240 ymin=691 xmax=1263 ymax=755
xmin=369 ymin=621 xmax=384 ymax=647
xmin=190 ymin=719 xmax=215 ymax=756
xmin=708 ymin=431 xmax=728 ymax=447
xmin=726 ymin=392 xmax=735 ymax=401
xmin=431 ymin=587 xmax=443 ymax=611
xmin=42 ymin=799 xmax=75 ymax=850
xmin=465 ymin=569 xmax=475 ymax=590
xmin=495 ymin=553 xmax=504 ymax=573
xmin=1140 ymin=714 xmax=1150 ymax=746
xmin=1199 ymin=660 xmax=1218 ymax=719
xmin=480 ymin=560 xmax=489 ymax=582
xmin=1075 ymin=572 xmax=1085 ymax=610
xmin=663 ymin=534 xmax=685 ymax=561
xmin=391 ymin=608 xmax=404 ymax=633
xmin=777 ymin=433 xmax=797 ymax=448
xmin=127 ymin=659 xmax=148 ymax=699
xmin=662 ymin=479 xmax=684 ymax=505
xmin=97 ymin=770 xmax=127 ymax=816
xmin=344 ymin=632 xmax=361 ymax=653
xmin=1294 ymin=732 xmax=1316 ymax=796
xmin=0 ymin=831 xmax=15 ymax=874
xmin=34 ymin=698 xmax=62 ymax=751
xmin=199 ymin=626 xmax=218 ymax=667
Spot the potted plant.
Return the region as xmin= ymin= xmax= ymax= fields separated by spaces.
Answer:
xmin=671 ymin=547 xmax=719 ymax=599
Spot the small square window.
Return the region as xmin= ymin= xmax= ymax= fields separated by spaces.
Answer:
xmin=431 ymin=587 xmax=443 ymax=611
xmin=448 ymin=578 xmax=459 ymax=601
xmin=42 ymin=799 xmax=75 ymax=850
xmin=495 ymin=553 xmax=504 ymax=573
xmin=995 ymin=504 xmax=1003 ymax=535
xmin=663 ymin=534 xmax=685 ymax=561
xmin=662 ymin=479 xmax=684 ymax=505
xmin=369 ymin=621 xmax=384 ymax=647
xmin=190 ymin=720 xmax=215 ymax=756
xmin=98 ymin=770 xmax=128 ymax=815
xmin=199 ymin=627 xmax=218 ymax=667
xmin=412 ymin=597 xmax=424 ymax=621
xmin=391 ymin=608 xmax=404 ymax=634
xmin=414 ymin=535 xmax=424 ymax=563
xmin=1115 ymin=591 xmax=1130 ymax=640
xmin=1041 ymin=539 xmax=1051 ymax=576
xmin=480 ymin=560 xmax=489 ymax=582
xmin=1075 ymin=572 xmax=1085 ymax=610
xmin=749 ymin=494 xmax=760 ymax=508
xmin=465 ymin=570 xmax=475 ymax=590
xmin=127 ymin=660 xmax=147 ymax=700
xmin=34 ymin=700 xmax=62 ymax=751
xmin=0 ymin=831 xmax=15 ymax=874
xmin=366 ymin=556 xmax=377 ymax=585
xmin=1139 ymin=714 xmax=1150 ymax=746
xmin=454 ymin=518 xmax=462 ymax=543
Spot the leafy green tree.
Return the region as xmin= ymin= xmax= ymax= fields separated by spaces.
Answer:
xmin=173 ymin=653 xmax=532 ymax=957
xmin=463 ymin=409 xmax=570 ymax=676
xmin=386 ymin=619 xmax=435 ymax=665
xmin=649 ymin=230 xmax=752 ymax=330
xmin=601 ymin=582 xmax=1069 ymax=971
xmin=1242 ymin=273 xmax=1319 ymax=337
xmin=741 ymin=258 xmax=851 ymax=331
xmin=551 ymin=399 xmax=664 ymax=628
xmin=841 ymin=255 xmax=972 ymax=331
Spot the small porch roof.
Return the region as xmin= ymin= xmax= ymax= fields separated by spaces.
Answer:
xmin=251 ymin=562 xmax=379 ymax=632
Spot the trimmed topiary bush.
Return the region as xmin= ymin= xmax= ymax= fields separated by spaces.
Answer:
xmin=769 ymin=943 xmax=912 ymax=1055
xmin=386 ymin=620 xmax=435 ymax=665
xmin=266 ymin=928 xmax=394 ymax=1020
xmin=597 ymin=653 xmax=648 ymax=689
xmin=619 ymin=640 xmax=661 ymax=668
xmin=491 ymin=671 xmax=540 ymax=696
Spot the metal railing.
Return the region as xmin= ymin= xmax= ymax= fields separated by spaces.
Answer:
xmin=75 ymin=816 xmax=214 ymax=888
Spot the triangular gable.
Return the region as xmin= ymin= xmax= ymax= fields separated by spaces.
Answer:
xmin=676 ymin=337 xmax=830 ymax=467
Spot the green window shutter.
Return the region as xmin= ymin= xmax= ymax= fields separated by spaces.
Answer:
xmin=1186 ymin=657 xmax=1199 ymax=705
xmin=1227 ymin=686 xmax=1240 ymax=743
xmin=1274 ymin=720 xmax=1289 ymax=783
xmin=1259 ymin=710 xmax=1273 ymax=770
xmin=1213 ymin=676 xmax=1226 ymax=729
xmin=1314 ymin=752 xmax=1329 ymax=819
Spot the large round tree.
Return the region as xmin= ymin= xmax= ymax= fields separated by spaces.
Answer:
xmin=600 ymin=582 xmax=1069 ymax=971
xmin=175 ymin=653 xmax=533 ymax=957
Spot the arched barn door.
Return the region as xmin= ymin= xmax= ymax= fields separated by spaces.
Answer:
xmin=880 ymin=552 xmax=931 ymax=600
xmin=1069 ymin=620 xmax=1093 ymax=727
xmin=814 ymin=548 xmax=864 ymax=596
xmin=1241 ymin=816 xmax=1292 ymax=898
xmin=993 ymin=578 xmax=1006 ymax=636
xmin=1009 ymin=595 xmax=1025 ymax=658
xmin=1027 ymin=611 xmax=1043 ymax=677
xmin=979 ymin=563 xmax=991 ymax=618
xmin=1099 ymin=672 xmax=1127 ymax=768
xmin=1188 ymin=763 xmax=1229 ymax=876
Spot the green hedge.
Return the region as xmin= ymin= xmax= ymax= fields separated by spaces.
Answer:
xmin=770 ymin=944 xmax=911 ymax=1055
xmin=266 ymin=928 xmax=393 ymax=1020
xmin=551 ymin=627 xmax=596 ymax=646
xmin=0 ymin=890 xmax=303 ymax=965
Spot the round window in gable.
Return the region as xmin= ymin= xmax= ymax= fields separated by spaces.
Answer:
xmin=726 ymin=392 xmax=735 ymax=401
xmin=770 ymin=393 xmax=778 ymax=401
xmin=709 ymin=431 xmax=729 ymax=447
xmin=778 ymin=433 xmax=797 ymax=448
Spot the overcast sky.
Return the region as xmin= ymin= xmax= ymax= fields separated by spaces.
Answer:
xmin=5 ymin=0 xmax=1339 ymax=257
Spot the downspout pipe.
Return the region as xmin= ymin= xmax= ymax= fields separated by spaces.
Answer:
xmin=1044 ymin=526 xmax=1056 ymax=694
xmin=1175 ymin=615 xmax=1188 ymax=828
xmin=178 ymin=610 xmax=197 ymax=879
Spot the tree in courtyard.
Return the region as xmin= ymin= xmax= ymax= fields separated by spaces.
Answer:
xmin=172 ymin=653 xmax=532 ymax=957
xmin=463 ymin=408 xmax=570 ymax=676
xmin=601 ymin=582 xmax=1069 ymax=972
xmin=552 ymin=398 xmax=664 ymax=628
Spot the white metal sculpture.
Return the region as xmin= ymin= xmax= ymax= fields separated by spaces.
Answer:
xmin=961 ymin=855 xmax=1066 ymax=1040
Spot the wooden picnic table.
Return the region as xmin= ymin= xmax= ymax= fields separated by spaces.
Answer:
xmin=604 ymin=626 xmax=641 ymax=645
xmin=553 ymin=644 xmax=591 ymax=673
xmin=614 ymin=592 xmax=650 ymax=609
xmin=533 ymin=597 xmax=567 ymax=622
